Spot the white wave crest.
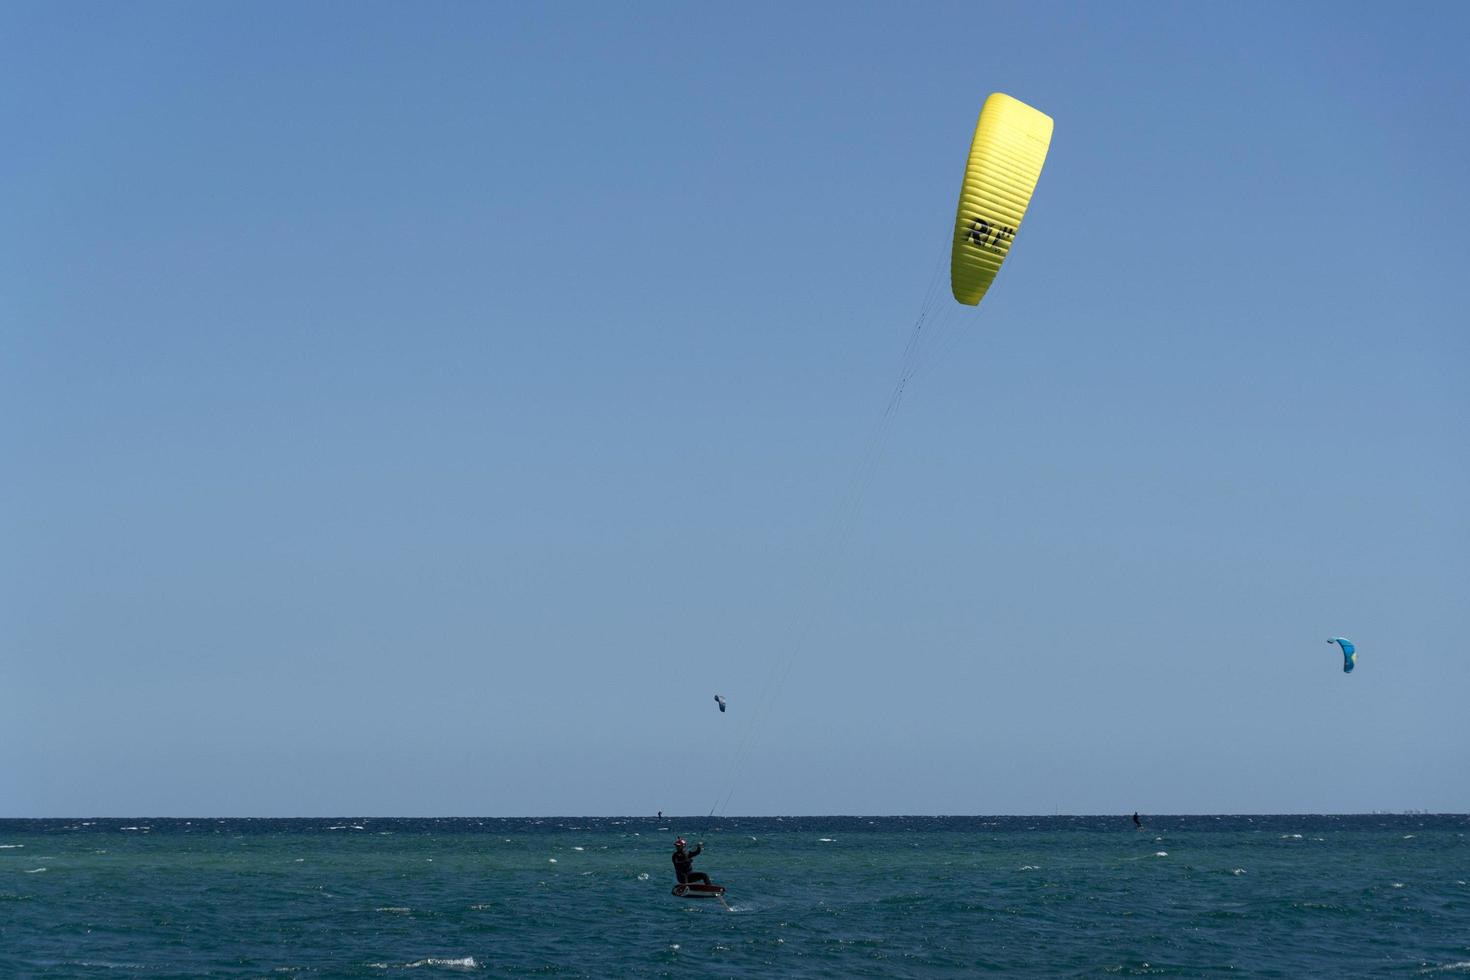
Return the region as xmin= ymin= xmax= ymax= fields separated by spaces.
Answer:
xmin=62 ymin=961 xmax=145 ymax=971
xmin=368 ymin=957 xmax=478 ymax=971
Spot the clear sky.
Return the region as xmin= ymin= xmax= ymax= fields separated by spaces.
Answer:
xmin=3 ymin=2 xmax=1467 ymax=817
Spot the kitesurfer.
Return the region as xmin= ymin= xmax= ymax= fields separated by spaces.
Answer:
xmin=672 ymin=838 xmax=710 ymax=886
xmin=1132 ymin=812 xmax=1142 ymax=830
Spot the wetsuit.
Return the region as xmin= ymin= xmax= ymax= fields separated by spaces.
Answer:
xmin=672 ymin=845 xmax=709 ymax=885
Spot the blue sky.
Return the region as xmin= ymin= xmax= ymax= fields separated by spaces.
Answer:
xmin=3 ymin=2 xmax=1467 ymax=817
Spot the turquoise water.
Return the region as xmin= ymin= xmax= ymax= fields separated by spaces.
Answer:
xmin=3 ymin=816 xmax=1467 ymax=977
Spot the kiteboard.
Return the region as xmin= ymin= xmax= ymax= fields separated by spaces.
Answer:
xmin=671 ymin=882 xmax=726 ymax=899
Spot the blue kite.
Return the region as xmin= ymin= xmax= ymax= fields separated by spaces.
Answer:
xmin=1327 ymin=637 xmax=1357 ymax=673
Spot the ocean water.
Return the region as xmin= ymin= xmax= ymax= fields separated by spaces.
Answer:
xmin=2 ymin=815 xmax=1467 ymax=977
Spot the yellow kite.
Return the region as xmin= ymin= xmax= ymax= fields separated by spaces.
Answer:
xmin=950 ymin=93 xmax=1054 ymax=306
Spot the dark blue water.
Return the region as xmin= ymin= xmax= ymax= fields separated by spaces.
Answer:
xmin=3 ymin=815 xmax=1467 ymax=977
